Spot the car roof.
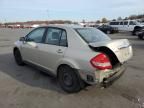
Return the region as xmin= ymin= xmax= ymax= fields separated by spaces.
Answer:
xmin=39 ymin=24 xmax=85 ymax=29
xmin=110 ymin=20 xmax=137 ymax=22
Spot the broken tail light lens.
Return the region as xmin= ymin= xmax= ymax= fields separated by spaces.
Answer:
xmin=90 ymin=53 xmax=112 ymax=70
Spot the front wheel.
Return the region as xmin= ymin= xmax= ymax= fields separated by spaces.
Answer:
xmin=14 ymin=49 xmax=24 ymax=66
xmin=58 ymin=65 xmax=85 ymax=93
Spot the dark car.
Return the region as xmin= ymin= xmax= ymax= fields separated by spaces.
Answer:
xmin=97 ymin=25 xmax=118 ymax=34
xmin=133 ymin=26 xmax=144 ymax=36
xmin=138 ymin=29 xmax=144 ymax=40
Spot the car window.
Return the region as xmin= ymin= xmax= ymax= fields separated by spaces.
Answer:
xmin=120 ymin=22 xmax=123 ymax=25
xmin=26 ymin=28 xmax=45 ymax=43
xmin=45 ymin=28 xmax=67 ymax=46
xmin=75 ymin=28 xmax=111 ymax=43
xmin=129 ymin=21 xmax=136 ymax=25
xmin=124 ymin=21 xmax=128 ymax=25
xmin=60 ymin=31 xmax=67 ymax=47
xmin=110 ymin=22 xmax=119 ymax=25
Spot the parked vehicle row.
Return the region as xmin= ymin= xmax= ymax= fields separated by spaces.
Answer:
xmin=109 ymin=20 xmax=144 ymax=35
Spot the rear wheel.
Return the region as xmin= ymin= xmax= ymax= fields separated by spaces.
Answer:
xmin=14 ymin=49 xmax=24 ymax=66
xmin=58 ymin=65 xmax=85 ymax=93
xmin=138 ymin=35 xmax=144 ymax=40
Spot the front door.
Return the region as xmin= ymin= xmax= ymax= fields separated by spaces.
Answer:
xmin=21 ymin=27 xmax=46 ymax=65
xmin=123 ymin=21 xmax=129 ymax=31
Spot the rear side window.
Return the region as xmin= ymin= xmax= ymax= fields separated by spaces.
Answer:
xmin=60 ymin=31 xmax=67 ymax=47
xmin=75 ymin=28 xmax=111 ymax=43
xmin=44 ymin=28 xmax=67 ymax=47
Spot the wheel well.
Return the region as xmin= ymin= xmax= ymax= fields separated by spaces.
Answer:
xmin=134 ymin=26 xmax=141 ymax=30
xmin=57 ymin=64 xmax=71 ymax=78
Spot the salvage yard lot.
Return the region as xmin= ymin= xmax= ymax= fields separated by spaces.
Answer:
xmin=0 ymin=28 xmax=144 ymax=108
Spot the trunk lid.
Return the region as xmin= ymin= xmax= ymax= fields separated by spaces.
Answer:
xmin=89 ymin=39 xmax=133 ymax=63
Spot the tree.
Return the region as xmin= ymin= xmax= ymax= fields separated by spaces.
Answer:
xmin=82 ymin=19 xmax=86 ymax=24
xmin=101 ymin=18 xmax=108 ymax=23
xmin=112 ymin=19 xmax=116 ymax=21
xmin=117 ymin=17 xmax=122 ymax=20
xmin=124 ymin=17 xmax=128 ymax=20
xmin=129 ymin=15 xmax=137 ymax=20
xmin=96 ymin=20 xmax=101 ymax=24
xmin=73 ymin=22 xmax=78 ymax=24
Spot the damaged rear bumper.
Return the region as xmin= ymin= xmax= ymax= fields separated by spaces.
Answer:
xmin=78 ymin=65 xmax=126 ymax=86
xmin=101 ymin=65 xmax=126 ymax=87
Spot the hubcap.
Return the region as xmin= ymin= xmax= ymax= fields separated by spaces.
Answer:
xmin=63 ymin=73 xmax=73 ymax=86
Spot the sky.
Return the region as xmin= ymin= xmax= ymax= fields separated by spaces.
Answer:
xmin=0 ymin=0 xmax=144 ymax=22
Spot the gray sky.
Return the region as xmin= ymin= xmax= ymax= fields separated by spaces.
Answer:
xmin=0 ymin=0 xmax=144 ymax=22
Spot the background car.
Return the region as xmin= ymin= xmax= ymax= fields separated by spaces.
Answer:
xmin=97 ymin=25 xmax=118 ymax=34
xmin=109 ymin=20 xmax=144 ymax=35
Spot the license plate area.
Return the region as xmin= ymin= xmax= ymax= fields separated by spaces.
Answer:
xmin=119 ymin=46 xmax=131 ymax=61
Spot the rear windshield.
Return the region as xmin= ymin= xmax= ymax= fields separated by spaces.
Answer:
xmin=75 ymin=28 xmax=111 ymax=43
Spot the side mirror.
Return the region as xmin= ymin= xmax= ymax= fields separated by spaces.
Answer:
xmin=19 ymin=37 xmax=26 ymax=41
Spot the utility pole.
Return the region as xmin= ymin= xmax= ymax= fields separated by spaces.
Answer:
xmin=46 ymin=9 xmax=50 ymax=25
xmin=4 ymin=19 xmax=7 ymax=27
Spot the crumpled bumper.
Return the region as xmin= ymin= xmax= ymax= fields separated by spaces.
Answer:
xmin=101 ymin=65 xmax=126 ymax=87
xmin=78 ymin=65 xmax=126 ymax=86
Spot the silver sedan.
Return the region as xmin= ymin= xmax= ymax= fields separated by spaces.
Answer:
xmin=13 ymin=25 xmax=133 ymax=93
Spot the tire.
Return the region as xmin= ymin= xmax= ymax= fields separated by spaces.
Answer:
xmin=132 ymin=30 xmax=136 ymax=35
xmin=58 ymin=65 xmax=85 ymax=93
xmin=14 ymin=49 xmax=24 ymax=66
xmin=138 ymin=35 xmax=144 ymax=40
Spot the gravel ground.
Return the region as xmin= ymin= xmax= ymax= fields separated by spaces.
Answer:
xmin=0 ymin=28 xmax=144 ymax=108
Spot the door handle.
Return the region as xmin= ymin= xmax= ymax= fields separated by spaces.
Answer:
xmin=57 ymin=49 xmax=63 ymax=53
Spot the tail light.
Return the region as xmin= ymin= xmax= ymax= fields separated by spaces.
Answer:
xmin=90 ymin=53 xmax=112 ymax=70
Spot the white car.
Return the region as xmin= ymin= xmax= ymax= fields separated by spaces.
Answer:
xmin=13 ymin=25 xmax=133 ymax=93
xmin=109 ymin=20 xmax=144 ymax=35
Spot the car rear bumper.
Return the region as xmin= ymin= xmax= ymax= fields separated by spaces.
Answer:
xmin=78 ymin=65 xmax=126 ymax=86
xmin=101 ymin=65 xmax=126 ymax=87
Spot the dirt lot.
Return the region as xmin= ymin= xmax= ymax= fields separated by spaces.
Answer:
xmin=0 ymin=28 xmax=144 ymax=108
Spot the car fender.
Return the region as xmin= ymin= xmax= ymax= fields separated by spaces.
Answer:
xmin=14 ymin=41 xmax=23 ymax=50
xmin=54 ymin=58 xmax=81 ymax=74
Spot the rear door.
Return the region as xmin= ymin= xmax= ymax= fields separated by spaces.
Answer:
xmin=21 ymin=27 xmax=46 ymax=64
xmin=38 ymin=27 xmax=68 ymax=73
